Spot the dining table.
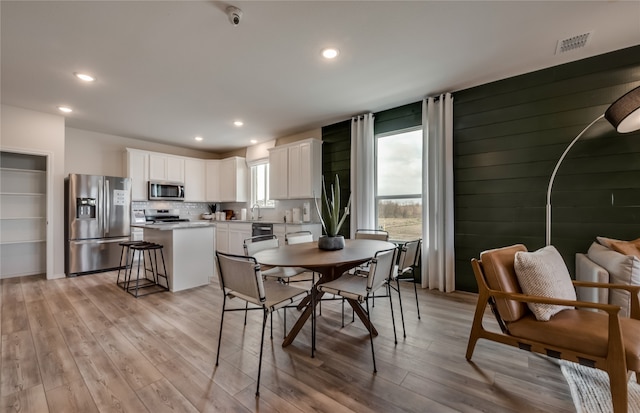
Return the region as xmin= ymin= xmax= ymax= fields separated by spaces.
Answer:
xmin=252 ymin=238 xmax=396 ymax=347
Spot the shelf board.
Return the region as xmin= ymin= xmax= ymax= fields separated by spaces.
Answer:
xmin=0 ymin=167 xmax=46 ymax=174
xmin=0 ymin=192 xmax=46 ymax=196
xmin=0 ymin=217 xmax=46 ymax=220
xmin=0 ymin=239 xmax=46 ymax=245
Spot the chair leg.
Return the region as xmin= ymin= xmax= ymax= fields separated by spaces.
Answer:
xmin=609 ymin=365 xmax=629 ymax=413
xmin=365 ymin=297 xmax=377 ymax=373
xmin=466 ymin=288 xmax=490 ymax=360
xmin=311 ymin=284 xmax=316 ymax=358
xmin=412 ymin=271 xmax=421 ymax=320
xmin=388 ymin=283 xmax=398 ymax=345
xmin=215 ymin=295 xmax=227 ymax=366
xmin=244 ymin=302 xmax=249 ymax=325
xmin=396 ymin=279 xmax=407 ymax=338
xmin=283 ymin=307 xmax=287 ymax=338
xmin=256 ymin=310 xmax=268 ymax=397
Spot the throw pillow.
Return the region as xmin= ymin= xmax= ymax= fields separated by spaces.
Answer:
xmin=588 ymin=241 xmax=640 ymax=318
xmin=596 ymin=236 xmax=622 ymax=249
xmin=514 ymin=245 xmax=576 ymax=321
xmin=609 ymin=238 xmax=640 ymax=260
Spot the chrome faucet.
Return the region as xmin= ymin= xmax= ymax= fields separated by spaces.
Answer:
xmin=251 ymin=203 xmax=262 ymax=220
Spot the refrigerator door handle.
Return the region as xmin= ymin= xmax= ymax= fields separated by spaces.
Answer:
xmin=105 ymin=179 xmax=110 ymax=234
xmin=71 ymin=237 xmax=130 ymax=245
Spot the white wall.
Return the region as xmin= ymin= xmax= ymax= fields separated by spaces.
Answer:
xmin=1 ymin=104 xmax=66 ymax=279
xmin=65 ymin=128 xmax=218 ymax=176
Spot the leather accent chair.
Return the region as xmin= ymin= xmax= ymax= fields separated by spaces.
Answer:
xmin=467 ymin=244 xmax=640 ymax=413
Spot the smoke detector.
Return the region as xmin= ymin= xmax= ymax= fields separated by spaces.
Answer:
xmin=555 ymin=31 xmax=592 ymax=54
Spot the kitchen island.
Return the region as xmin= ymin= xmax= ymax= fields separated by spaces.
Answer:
xmin=132 ymin=221 xmax=215 ymax=292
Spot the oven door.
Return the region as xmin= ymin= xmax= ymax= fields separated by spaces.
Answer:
xmin=251 ymin=223 xmax=273 ymax=241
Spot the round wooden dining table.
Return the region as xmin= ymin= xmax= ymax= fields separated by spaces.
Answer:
xmin=253 ymin=238 xmax=396 ymax=347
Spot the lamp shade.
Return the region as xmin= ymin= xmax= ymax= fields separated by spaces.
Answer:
xmin=604 ymin=85 xmax=640 ymax=133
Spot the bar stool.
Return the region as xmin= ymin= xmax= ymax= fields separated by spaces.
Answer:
xmin=117 ymin=240 xmax=145 ymax=289
xmin=124 ymin=242 xmax=170 ymax=298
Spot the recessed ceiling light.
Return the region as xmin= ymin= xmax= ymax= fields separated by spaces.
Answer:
xmin=321 ymin=48 xmax=339 ymax=59
xmin=194 ymin=136 xmax=203 ymax=141
xmin=234 ymin=120 xmax=244 ymax=127
xmin=250 ymin=139 xmax=258 ymax=144
xmin=57 ymin=106 xmax=73 ymax=113
xmin=74 ymin=72 xmax=96 ymax=82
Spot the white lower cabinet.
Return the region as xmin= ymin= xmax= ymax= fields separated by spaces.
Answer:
xmin=215 ymin=223 xmax=229 ymax=254
xmin=215 ymin=222 xmax=251 ymax=255
xmin=228 ymin=223 xmax=252 ymax=255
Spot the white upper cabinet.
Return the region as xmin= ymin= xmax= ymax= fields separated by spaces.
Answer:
xmin=219 ymin=157 xmax=248 ymax=202
xmin=268 ymin=138 xmax=322 ymax=199
xmin=125 ymin=148 xmax=149 ymax=201
xmin=184 ymin=158 xmax=206 ymax=202
xmin=149 ymin=153 xmax=185 ymax=183
xmin=125 ymin=149 xmax=246 ymax=203
xmin=205 ymin=160 xmax=220 ymax=202
xmin=268 ymin=146 xmax=288 ymax=200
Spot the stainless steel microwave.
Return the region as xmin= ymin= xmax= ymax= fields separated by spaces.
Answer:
xmin=148 ymin=181 xmax=185 ymax=201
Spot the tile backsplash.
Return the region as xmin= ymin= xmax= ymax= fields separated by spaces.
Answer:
xmin=132 ymin=199 xmax=319 ymax=222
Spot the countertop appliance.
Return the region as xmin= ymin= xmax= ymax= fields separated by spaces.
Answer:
xmin=65 ymin=174 xmax=131 ymax=276
xmin=145 ymin=208 xmax=190 ymax=223
xmin=148 ymin=181 xmax=185 ymax=201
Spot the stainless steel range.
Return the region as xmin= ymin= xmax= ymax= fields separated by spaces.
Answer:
xmin=145 ymin=208 xmax=190 ymax=223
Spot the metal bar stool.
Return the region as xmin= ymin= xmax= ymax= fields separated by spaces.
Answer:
xmin=124 ymin=242 xmax=169 ymax=297
xmin=117 ymin=240 xmax=145 ymax=289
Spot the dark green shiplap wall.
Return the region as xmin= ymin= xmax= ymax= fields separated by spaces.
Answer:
xmin=321 ymin=104 xmax=423 ymax=238
xmin=321 ymin=120 xmax=352 ymax=238
xmin=454 ymin=45 xmax=640 ymax=292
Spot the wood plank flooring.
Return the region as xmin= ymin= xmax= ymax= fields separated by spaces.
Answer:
xmin=0 ymin=272 xmax=575 ymax=412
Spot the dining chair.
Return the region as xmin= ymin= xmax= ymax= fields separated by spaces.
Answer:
xmin=243 ymin=234 xmax=310 ymax=334
xmin=354 ymin=229 xmax=390 ymax=241
xmin=317 ymin=246 xmax=398 ymax=372
xmin=285 ymin=230 xmax=313 ymax=245
xmin=245 ymin=234 xmax=313 ymax=283
xmin=394 ymin=238 xmax=422 ymax=321
xmin=215 ymin=251 xmax=308 ymax=396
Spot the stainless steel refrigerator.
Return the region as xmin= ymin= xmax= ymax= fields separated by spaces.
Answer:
xmin=65 ymin=174 xmax=131 ymax=276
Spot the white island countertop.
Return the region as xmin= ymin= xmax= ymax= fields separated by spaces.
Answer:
xmin=132 ymin=221 xmax=215 ymax=230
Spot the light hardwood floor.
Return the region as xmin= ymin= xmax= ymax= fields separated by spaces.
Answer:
xmin=0 ymin=271 xmax=575 ymax=412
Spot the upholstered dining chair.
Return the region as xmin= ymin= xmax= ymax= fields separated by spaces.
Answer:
xmin=355 ymin=229 xmax=389 ymax=241
xmin=285 ymin=230 xmax=313 ymax=245
xmin=215 ymin=251 xmax=308 ymax=396
xmin=467 ymin=244 xmax=640 ymax=413
xmin=318 ymin=246 xmax=398 ymax=372
xmin=384 ymin=238 xmax=422 ymax=338
xmin=395 ymin=238 xmax=422 ymax=318
xmin=244 ymin=234 xmax=311 ymax=282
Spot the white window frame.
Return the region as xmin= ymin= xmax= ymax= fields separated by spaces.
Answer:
xmin=374 ymin=126 xmax=423 ymax=236
xmin=250 ymin=161 xmax=275 ymax=208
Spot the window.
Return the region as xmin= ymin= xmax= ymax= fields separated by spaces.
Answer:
xmin=375 ymin=128 xmax=422 ymax=241
xmin=250 ymin=163 xmax=275 ymax=208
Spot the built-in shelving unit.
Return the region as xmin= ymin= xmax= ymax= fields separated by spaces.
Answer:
xmin=0 ymin=152 xmax=47 ymax=278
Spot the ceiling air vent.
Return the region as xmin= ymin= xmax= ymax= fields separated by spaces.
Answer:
xmin=556 ymin=32 xmax=592 ymax=54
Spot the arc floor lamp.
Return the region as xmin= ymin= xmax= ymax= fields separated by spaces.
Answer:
xmin=546 ymin=85 xmax=640 ymax=246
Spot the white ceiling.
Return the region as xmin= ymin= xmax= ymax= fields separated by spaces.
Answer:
xmin=2 ymin=1 xmax=639 ymax=153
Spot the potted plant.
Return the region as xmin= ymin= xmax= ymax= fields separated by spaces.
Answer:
xmin=314 ymin=174 xmax=351 ymax=250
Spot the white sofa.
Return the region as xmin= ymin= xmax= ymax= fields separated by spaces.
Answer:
xmin=575 ymin=240 xmax=640 ymax=317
